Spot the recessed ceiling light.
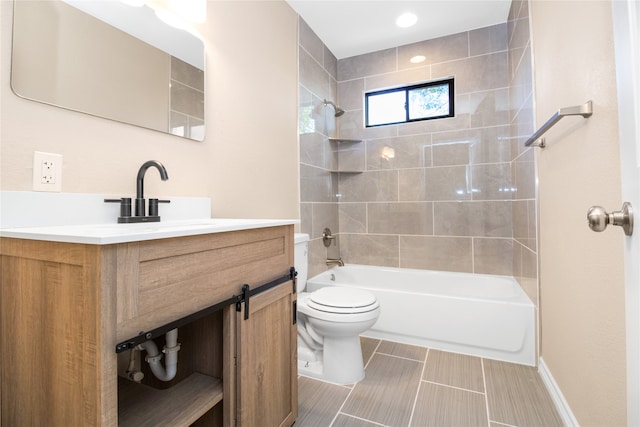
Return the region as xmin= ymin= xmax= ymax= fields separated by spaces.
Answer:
xmin=410 ymin=55 xmax=426 ymax=64
xmin=396 ymin=12 xmax=417 ymax=28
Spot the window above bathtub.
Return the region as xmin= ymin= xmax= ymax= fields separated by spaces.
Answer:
xmin=365 ymin=77 xmax=454 ymax=127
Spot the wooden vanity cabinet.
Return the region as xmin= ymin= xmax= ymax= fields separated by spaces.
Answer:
xmin=0 ymin=224 xmax=297 ymax=426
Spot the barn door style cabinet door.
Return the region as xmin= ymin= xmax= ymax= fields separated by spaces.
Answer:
xmin=230 ymin=276 xmax=298 ymax=427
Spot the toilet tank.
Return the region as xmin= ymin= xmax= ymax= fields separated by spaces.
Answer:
xmin=294 ymin=233 xmax=309 ymax=291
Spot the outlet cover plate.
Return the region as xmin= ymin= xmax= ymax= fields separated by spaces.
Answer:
xmin=33 ymin=151 xmax=62 ymax=192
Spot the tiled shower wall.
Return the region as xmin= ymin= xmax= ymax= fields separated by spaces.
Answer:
xmin=298 ymin=18 xmax=341 ymax=278
xmin=298 ymin=2 xmax=536 ymax=287
xmin=335 ymin=24 xmax=512 ymax=275
xmin=507 ymin=0 xmax=538 ymax=304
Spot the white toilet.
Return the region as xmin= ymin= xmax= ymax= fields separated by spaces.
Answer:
xmin=294 ymin=233 xmax=380 ymax=385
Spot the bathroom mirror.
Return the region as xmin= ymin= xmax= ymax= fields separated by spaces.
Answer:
xmin=10 ymin=0 xmax=205 ymax=141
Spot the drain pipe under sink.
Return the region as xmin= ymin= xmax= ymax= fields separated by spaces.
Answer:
xmin=139 ymin=328 xmax=181 ymax=382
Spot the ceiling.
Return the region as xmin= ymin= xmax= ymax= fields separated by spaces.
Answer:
xmin=286 ymin=1 xmax=512 ymax=59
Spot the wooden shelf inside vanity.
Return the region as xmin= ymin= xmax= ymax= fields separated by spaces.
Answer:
xmin=118 ymin=373 xmax=222 ymax=427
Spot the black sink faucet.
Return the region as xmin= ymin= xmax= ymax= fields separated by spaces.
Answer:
xmin=135 ymin=160 xmax=169 ymax=216
xmin=104 ymin=160 xmax=170 ymax=223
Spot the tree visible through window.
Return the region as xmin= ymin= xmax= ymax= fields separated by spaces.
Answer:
xmin=365 ymin=78 xmax=454 ymax=127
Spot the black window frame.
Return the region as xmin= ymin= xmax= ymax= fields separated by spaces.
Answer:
xmin=365 ymin=78 xmax=455 ymax=128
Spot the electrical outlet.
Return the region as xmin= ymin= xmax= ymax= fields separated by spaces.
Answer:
xmin=33 ymin=151 xmax=62 ymax=192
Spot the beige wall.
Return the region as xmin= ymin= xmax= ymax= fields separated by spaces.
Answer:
xmin=1 ymin=0 xmax=299 ymax=221
xmin=531 ymin=1 xmax=627 ymax=425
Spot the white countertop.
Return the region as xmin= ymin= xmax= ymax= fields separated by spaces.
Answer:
xmin=0 ymin=218 xmax=298 ymax=245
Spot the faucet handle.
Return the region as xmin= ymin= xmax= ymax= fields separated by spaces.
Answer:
xmin=104 ymin=197 xmax=132 ymax=218
xmin=148 ymin=199 xmax=170 ymax=217
xmin=322 ymin=227 xmax=336 ymax=247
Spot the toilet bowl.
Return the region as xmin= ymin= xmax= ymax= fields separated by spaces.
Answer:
xmin=294 ymin=233 xmax=380 ymax=385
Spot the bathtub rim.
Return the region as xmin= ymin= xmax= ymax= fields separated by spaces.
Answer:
xmin=307 ymin=263 xmax=534 ymax=306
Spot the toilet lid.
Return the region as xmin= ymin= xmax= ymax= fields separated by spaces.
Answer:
xmin=307 ymin=287 xmax=379 ymax=314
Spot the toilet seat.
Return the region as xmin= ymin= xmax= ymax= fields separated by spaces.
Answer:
xmin=307 ymin=287 xmax=379 ymax=314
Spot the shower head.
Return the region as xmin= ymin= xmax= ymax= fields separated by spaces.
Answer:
xmin=323 ymin=99 xmax=345 ymax=117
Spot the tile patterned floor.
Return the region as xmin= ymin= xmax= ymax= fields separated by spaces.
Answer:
xmin=297 ymin=338 xmax=563 ymax=427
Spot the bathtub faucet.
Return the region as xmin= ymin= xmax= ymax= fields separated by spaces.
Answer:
xmin=326 ymin=258 xmax=344 ymax=267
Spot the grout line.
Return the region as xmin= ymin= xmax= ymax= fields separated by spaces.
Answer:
xmin=330 ymin=382 xmax=356 ymax=426
xmin=432 ymin=200 xmax=436 ymax=237
xmin=365 ymin=339 xmax=382 ymax=369
xmin=482 ymin=358 xmax=491 ymax=427
xmin=330 ymin=339 xmax=382 ymax=426
xmin=336 ymin=413 xmax=387 ymax=426
xmin=407 ymin=348 xmax=429 ymax=426
xmin=373 ymin=351 xmax=425 ymax=363
xmin=471 ymin=236 xmax=476 ymax=273
xmin=491 ymin=422 xmax=518 ymax=427
xmin=421 ymin=379 xmax=485 ymax=395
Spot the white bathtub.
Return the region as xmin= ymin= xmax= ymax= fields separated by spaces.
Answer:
xmin=306 ymin=264 xmax=536 ymax=366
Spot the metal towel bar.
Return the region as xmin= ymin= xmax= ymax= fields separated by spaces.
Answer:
xmin=524 ymin=100 xmax=593 ymax=148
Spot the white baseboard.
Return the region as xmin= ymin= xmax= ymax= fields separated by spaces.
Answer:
xmin=538 ymin=357 xmax=580 ymax=426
